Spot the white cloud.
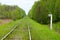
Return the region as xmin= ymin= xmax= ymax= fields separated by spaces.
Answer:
xmin=0 ymin=0 xmax=38 ymax=15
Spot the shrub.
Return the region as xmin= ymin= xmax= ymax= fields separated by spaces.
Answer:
xmin=28 ymin=0 xmax=60 ymax=24
xmin=0 ymin=4 xmax=26 ymax=20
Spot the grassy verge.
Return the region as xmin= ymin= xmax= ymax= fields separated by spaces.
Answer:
xmin=0 ymin=20 xmax=21 ymax=39
xmin=4 ymin=18 xmax=29 ymax=40
xmin=53 ymin=22 xmax=60 ymax=33
xmin=27 ymin=18 xmax=60 ymax=40
xmin=4 ymin=17 xmax=60 ymax=40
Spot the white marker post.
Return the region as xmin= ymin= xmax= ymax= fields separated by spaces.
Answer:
xmin=48 ymin=14 xmax=52 ymax=30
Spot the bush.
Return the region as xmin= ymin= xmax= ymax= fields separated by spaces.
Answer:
xmin=28 ymin=1 xmax=49 ymax=24
xmin=0 ymin=4 xmax=26 ymax=20
xmin=28 ymin=0 xmax=60 ymax=24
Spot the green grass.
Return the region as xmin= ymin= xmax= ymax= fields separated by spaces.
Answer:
xmin=0 ymin=20 xmax=2 ymax=23
xmin=3 ymin=17 xmax=60 ymax=40
xmin=53 ymin=22 xmax=60 ymax=33
xmin=27 ymin=18 xmax=60 ymax=40
xmin=5 ymin=18 xmax=29 ymax=40
xmin=0 ymin=20 xmax=21 ymax=39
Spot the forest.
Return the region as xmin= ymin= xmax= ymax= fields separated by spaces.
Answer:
xmin=0 ymin=4 xmax=26 ymax=20
xmin=0 ymin=0 xmax=60 ymax=40
xmin=28 ymin=0 xmax=60 ymax=24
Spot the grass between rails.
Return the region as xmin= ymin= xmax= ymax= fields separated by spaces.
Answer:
xmin=4 ymin=18 xmax=29 ymax=40
xmin=0 ymin=19 xmax=21 ymax=39
xmin=4 ymin=17 xmax=60 ymax=40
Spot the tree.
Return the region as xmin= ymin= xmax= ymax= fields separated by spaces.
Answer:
xmin=0 ymin=4 xmax=26 ymax=20
xmin=28 ymin=0 xmax=60 ymax=24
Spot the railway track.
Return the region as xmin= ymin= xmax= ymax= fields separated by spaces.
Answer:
xmin=1 ymin=20 xmax=32 ymax=40
xmin=1 ymin=22 xmax=20 ymax=40
xmin=28 ymin=23 xmax=32 ymax=40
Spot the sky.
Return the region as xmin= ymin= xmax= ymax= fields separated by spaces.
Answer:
xmin=0 ymin=0 xmax=38 ymax=15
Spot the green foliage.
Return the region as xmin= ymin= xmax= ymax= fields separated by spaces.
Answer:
xmin=27 ymin=18 xmax=60 ymax=40
xmin=53 ymin=22 xmax=60 ymax=33
xmin=5 ymin=18 xmax=28 ymax=40
xmin=0 ymin=20 xmax=20 ymax=39
xmin=28 ymin=1 xmax=49 ymax=24
xmin=0 ymin=4 xmax=26 ymax=20
xmin=28 ymin=0 xmax=60 ymax=24
xmin=2 ymin=17 xmax=60 ymax=40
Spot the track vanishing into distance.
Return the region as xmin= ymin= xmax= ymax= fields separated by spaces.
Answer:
xmin=1 ymin=21 xmax=32 ymax=40
xmin=28 ymin=23 xmax=32 ymax=40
